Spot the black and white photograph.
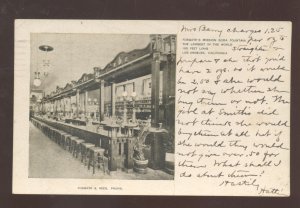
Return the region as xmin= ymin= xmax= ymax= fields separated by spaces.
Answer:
xmin=29 ymin=33 xmax=176 ymax=180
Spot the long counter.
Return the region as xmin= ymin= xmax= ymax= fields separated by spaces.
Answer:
xmin=32 ymin=116 xmax=135 ymax=171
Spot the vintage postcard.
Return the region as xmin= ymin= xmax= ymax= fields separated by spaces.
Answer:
xmin=13 ymin=20 xmax=291 ymax=196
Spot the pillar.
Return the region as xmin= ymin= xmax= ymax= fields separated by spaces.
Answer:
xmin=100 ymin=81 xmax=105 ymax=121
xmin=85 ymin=90 xmax=88 ymax=117
xmin=76 ymin=89 xmax=80 ymax=118
xmin=125 ymin=137 xmax=134 ymax=169
xmin=162 ymin=61 xmax=169 ymax=127
xmin=151 ymin=52 xmax=161 ymax=128
xmin=111 ymin=82 xmax=116 ymax=117
xmin=69 ymin=96 xmax=72 ymax=117
xmin=109 ymin=126 xmax=119 ymax=171
xmin=163 ymin=54 xmax=176 ymax=129
xmin=63 ymin=97 xmax=66 ymax=116
xmin=54 ymin=100 xmax=57 ymax=115
xmin=167 ymin=54 xmax=176 ymax=132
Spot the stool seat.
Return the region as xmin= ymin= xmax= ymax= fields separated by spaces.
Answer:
xmin=90 ymin=146 xmax=105 ymax=154
xmin=81 ymin=143 xmax=95 ymax=148
xmin=69 ymin=136 xmax=79 ymax=140
xmin=60 ymin=132 xmax=69 ymax=135
xmin=74 ymin=139 xmax=85 ymax=143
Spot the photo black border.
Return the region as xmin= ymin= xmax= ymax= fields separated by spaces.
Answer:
xmin=0 ymin=0 xmax=299 ymax=207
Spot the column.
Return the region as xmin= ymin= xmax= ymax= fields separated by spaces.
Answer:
xmin=151 ymin=52 xmax=161 ymax=128
xmin=125 ymin=137 xmax=134 ymax=169
xmin=63 ymin=97 xmax=66 ymax=116
xmin=100 ymin=81 xmax=105 ymax=121
xmin=162 ymin=60 xmax=169 ymax=127
xmin=54 ymin=100 xmax=57 ymax=115
xmin=163 ymin=54 xmax=176 ymax=129
xmin=69 ymin=96 xmax=72 ymax=117
xmin=167 ymin=54 xmax=176 ymax=132
xmin=58 ymin=99 xmax=61 ymax=115
xmin=109 ymin=126 xmax=119 ymax=171
xmin=111 ymin=82 xmax=116 ymax=117
xmin=52 ymin=100 xmax=55 ymax=114
xmin=85 ymin=90 xmax=88 ymax=117
xmin=76 ymin=89 xmax=80 ymax=118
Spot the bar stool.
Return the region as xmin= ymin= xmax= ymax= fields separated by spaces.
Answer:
xmin=54 ymin=129 xmax=60 ymax=144
xmin=47 ymin=127 xmax=53 ymax=139
xmin=51 ymin=129 xmax=59 ymax=143
xmin=45 ymin=126 xmax=50 ymax=136
xmin=55 ymin=130 xmax=61 ymax=144
xmin=65 ymin=135 xmax=72 ymax=151
xmin=48 ymin=127 xmax=55 ymax=140
xmin=80 ymin=143 xmax=95 ymax=166
xmin=44 ymin=125 xmax=48 ymax=135
xmin=54 ymin=130 xmax=64 ymax=145
xmin=41 ymin=124 xmax=44 ymax=132
xmin=88 ymin=146 xmax=106 ymax=174
xmin=60 ymin=133 xmax=72 ymax=150
xmin=72 ymin=138 xmax=85 ymax=158
xmin=44 ymin=126 xmax=49 ymax=137
xmin=58 ymin=131 xmax=69 ymax=146
xmin=66 ymin=136 xmax=79 ymax=153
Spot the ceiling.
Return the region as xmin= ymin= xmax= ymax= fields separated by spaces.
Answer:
xmin=30 ymin=33 xmax=150 ymax=95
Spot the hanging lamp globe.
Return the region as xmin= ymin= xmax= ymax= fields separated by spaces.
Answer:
xmin=33 ymin=78 xmax=42 ymax=87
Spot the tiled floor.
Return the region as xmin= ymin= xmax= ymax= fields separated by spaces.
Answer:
xmin=29 ymin=122 xmax=174 ymax=180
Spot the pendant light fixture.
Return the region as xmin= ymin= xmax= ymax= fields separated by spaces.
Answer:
xmin=33 ymin=44 xmax=54 ymax=87
xmin=39 ymin=45 xmax=54 ymax=77
xmin=33 ymin=71 xmax=42 ymax=87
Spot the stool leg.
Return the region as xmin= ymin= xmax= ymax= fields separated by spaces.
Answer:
xmin=66 ymin=140 xmax=70 ymax=152
xmin=73 ymin=143 xmax=77 ymax=157
xmin=88 ymin=152 xmax=91 ymax=170
xmin=77 ymin=145 xmax=80 ymax=158
xmin=84 ymin=150 xmax=87 ymax=166
xmin=82 ymin=149 xmax=85 ymax=164
xmin=81 ymin=149 xmax=84 ymax=163
xmin=69 ymin=141 xmax=73 ymax=153
xmin=93 ymin=153 xmax=96 ymax=175
xmin=101 ymin=156 xmax=105 ymax=175
xmin=72 ymin=143 xmax=75 ymax=157
xmin=64 ymin=139 xmax=67 ymax=150
xmin=85 ymin=150 xmax=89 ymax=167
xmin=62 ymin=137 xmax=65 ymax=149
xmin=75 ymin=144 xmax=78 ymax=158
xmin=74 ymin=145 xmax=77 ymax=158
